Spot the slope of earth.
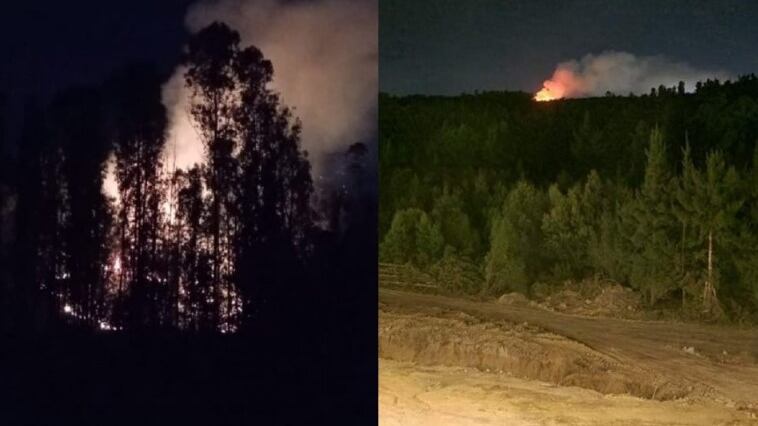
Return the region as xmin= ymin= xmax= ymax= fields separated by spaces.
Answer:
xmin=380 ymin=359 xmax=752 ymax=425
xmin=379 ymin=288 xmax=758 ymax=424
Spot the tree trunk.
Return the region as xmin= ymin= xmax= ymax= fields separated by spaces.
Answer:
xmin=681 ymin=221 xmax=686 ymax=310
xmin=704 ymin=230 xmax=714 ymax=311
xmin=213 ymin=192 xmax=220 ymax=328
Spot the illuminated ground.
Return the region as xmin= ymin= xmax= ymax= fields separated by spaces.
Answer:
xmin=380 ymin=360 xmax=753 ymax=425
xmin=379 ymin=289 xmax=758 ymax=425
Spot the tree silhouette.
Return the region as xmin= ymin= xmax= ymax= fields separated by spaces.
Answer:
xmin=1 ymin=22 xmax=336 ymax=334
xmin=12 ymin=102 xmax=50 ymax=331
xmin=233 ymin=43 xmax=313 ymax=328
xmin=181 ymin=22 xmax=313 ymax=331
xmin=49 ymin=89 xmax=112 ymax=326
xmin=172 ymin=166 xmax=215 ymax=331
xmin=183 ymin=22 xmax=241 ymax=330
xmin=677 ymin=148 xmax=744 ymax=312
xmin=104 ymin=64 xmax=169 ymax=329
xmin=0 ymin=93 xmax=12 ymax=331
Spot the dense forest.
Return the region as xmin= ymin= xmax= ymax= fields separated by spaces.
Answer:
xmin=380 ymin=75 xmax=758 ymax=320
xmin=0 ymin=22 xmax=374 ymax=334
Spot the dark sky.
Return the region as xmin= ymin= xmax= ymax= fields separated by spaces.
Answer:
xmin=380 ymin=0 xmax=758 ymax=95
xmin=1 ymin=1 xmax=193 ymax=100
xmin=0 ymin=1 xmax=194 ymax=145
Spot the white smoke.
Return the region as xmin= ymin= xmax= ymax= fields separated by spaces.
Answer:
xmin=536 ymin=51 xmax=731 ymax=100
xmin=161 ymin=65 xmax=206 ymax=171
xmin=161 ymin=0 xmax=378 ymax=174
xmin=103 ymin=152 xmax=119 ymax=203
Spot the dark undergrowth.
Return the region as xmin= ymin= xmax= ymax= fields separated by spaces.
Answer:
xmin=0 ymin=290 xmax=377 ymax=424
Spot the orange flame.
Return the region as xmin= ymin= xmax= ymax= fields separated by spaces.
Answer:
xmin=534 ymin=80 xmax=566 ymax=102
xmin=534 ymin=87 xmax=556 ymax=102
xmin=534 ymin=68 xmax=579 ymax=101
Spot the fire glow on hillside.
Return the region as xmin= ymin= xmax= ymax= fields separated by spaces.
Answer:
xmin=534 ymin=85 xmax=561 ymax=101
xmin=534 ymin=69 xmax=574 ymax=101
xmin=534 ymin=51 xmax=731 ymax=102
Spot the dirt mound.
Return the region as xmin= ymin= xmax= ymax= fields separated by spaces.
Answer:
xmin=539 ymin=278 xmax=643 ymax=319
xmin=497 ymin=292 xmax=530 ymax=306
xmin=379 ymin=309 xmax=697 ymax=401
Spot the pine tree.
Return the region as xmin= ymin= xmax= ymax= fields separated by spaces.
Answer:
xmin=739 ymin=145 xmax=758 ymax=309
xmin=380 ymin=209 xmax=416 ymax=264
xmin=625 ymin=128 xmax=680 ymax=305
xmin=676 ymin=147 xmax=744 ymax=313
xmin=485 ymin=181 xmax=548 ymax=295
xmin=430 ymin=188 xmax=481 ymax=259
xmin=415 ymin=213 xmax=444 ymax=267
xmin=571 ymin=111 xmax=605 ymax=175
xmin=542 ymin=183 xmax=584 ymax=279
xmin=485 ymin=216 xmax=529 ymax=295
xmin=542 ymin=170 xmax=606 ymax=280
xmin=586 ymin=181 xmax=634 ymax=284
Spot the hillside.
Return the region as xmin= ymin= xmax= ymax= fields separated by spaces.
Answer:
xmin=380 ymin=76 xmax=758 ymax=319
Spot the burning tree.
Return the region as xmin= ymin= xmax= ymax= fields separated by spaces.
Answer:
xmin=105 ymin=64 xmax=170 ymax=329
xmin=5 ymin=22 xmax=315 ymax=334
xmin=182 ymin=22 xmax=313 ymax=331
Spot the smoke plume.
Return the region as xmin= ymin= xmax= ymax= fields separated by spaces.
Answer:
xmin=162 ymin=0 xmax=378 ymax=174
xmin=535 ymin=51 xmax=730 ymax=101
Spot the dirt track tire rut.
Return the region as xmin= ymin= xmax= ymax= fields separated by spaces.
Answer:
xmin=380 ymin=289 xmax=758 ymax=409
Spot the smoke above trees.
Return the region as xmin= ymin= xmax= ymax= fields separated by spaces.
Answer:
xmin=162 ymin=0 xmax=377 ymax=175
xmin=5 ymin=19 xmax=354 ymax=333
xmin=535 ymin=51 xmax=731 ymax=101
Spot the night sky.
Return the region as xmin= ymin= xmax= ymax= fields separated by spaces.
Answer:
xmin=1 ymin=1 xmax=192 ymax=99
xmin=380 ymin=0 xmax=758 ymax=95
xmin=0 ymin=1 xmax=193 ymax=143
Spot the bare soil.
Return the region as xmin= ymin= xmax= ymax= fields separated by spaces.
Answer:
xmin=532 ymin=278 xmax=645 ymax=319
xmin=380 ymin=359 xmax=753 ymax=425
xmin=379 ymin=288 xmax=758 ymax=425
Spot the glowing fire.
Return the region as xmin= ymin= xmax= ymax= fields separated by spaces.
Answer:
xmin=534 ymin=80 xmax=566 ymax=102
xmin=534 ymin=68 xmax=578 ymax=101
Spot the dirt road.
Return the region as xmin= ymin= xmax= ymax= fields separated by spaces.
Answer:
xmin=379 ymin=288 xmax=758 ymax=424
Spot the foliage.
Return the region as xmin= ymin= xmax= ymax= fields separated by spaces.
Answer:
xmin=379 ymin=208 xmax=443 ymax=268
xmin=2 ymin=23 xmax=316 ymax=333
xmin=429 ymin=252 xmax=483 ymax=295
xmin=484 ymin=181 xmax=548 ymax=295
xmin=380 ymin=76 xmax=758 ymax=318
xmin=622 ymin=128 xmax=682 ymax=305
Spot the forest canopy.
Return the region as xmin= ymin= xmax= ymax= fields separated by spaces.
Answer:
xmin=380 ymin=75 xmax=758 ymax=319
xmin=0 ymin=22 xmax=373 ymax=334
